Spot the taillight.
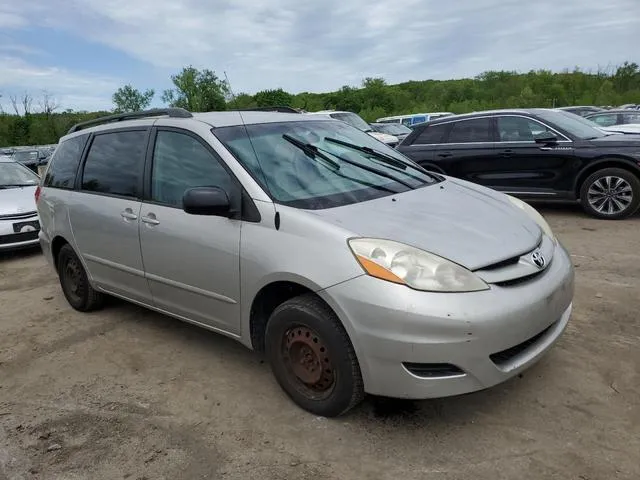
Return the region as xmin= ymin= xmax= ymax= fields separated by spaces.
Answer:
xmin=35 ymin=185 xmax=42 ymax=203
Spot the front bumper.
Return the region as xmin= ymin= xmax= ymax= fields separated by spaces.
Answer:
xmin=0 ymin=217 xmax=41 ymax=251
xmin=320 ymin=242 xmax=574 ymax=399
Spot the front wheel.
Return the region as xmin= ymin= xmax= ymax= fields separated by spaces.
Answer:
xmin=265 ymin=294 xmax=364 ymax=417
xmin=579 ymin=168 xmax=640 ymax=219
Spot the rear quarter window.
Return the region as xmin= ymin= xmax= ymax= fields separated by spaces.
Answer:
xmin=44 ymin=135 xmax=88 ymax=189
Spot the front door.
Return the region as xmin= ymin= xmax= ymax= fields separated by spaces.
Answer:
xmin=487 ymin=116 xmax=576 ymax=195
xmin=69 ymin=129 xmax=151 ymax=303
xmin=139 ymin=128 xmax=242 ymax=334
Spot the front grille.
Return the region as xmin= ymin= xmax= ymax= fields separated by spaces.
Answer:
xmin=0 ymin=230 xmax=39 ymax=245
xmin=403 ymin=363 xmax=465 ymax=378
xmin=0 ymin=211 xmax=38 ymax=220
xmin=489 ymin=323 xmax=554 ymax=367
xmin=479 ymin=255 xmax=520 ymax=271
xmin=494 ymin=270 xmax=544 ymax=287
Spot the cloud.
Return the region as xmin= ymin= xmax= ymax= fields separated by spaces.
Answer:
xmin=0 ymin=0 xmax=638 ymax=111
xmin=0 ymin=56 xmax=119 ymax=112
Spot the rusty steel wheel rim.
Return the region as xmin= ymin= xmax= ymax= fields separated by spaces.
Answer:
xmin=282 ymin=326 xmax=335 ymax=396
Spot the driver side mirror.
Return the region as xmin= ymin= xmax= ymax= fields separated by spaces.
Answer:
xmin=182 ymin=186 xmax=231 ymax=217
xmin=534 ymin=132 xmax=558 ymax=144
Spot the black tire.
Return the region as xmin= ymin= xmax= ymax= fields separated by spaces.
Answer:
xmin=579 ymin=167 xmax=640 ymax=219
xmin=265 ymin=294 xmax=364 ymax=417
xmin=57 ymin=244 xmax=104 ymax=312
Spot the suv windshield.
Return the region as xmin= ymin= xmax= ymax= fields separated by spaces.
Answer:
xmin=0 ymin=161 xmax=40 ymax=187
xmin=214 ymin=120 xmax=437 ymax=209
xmin=536 ymin=110 xmax=606 ymax=140
xmin=329 ymin=112 xmax=373 ymax=132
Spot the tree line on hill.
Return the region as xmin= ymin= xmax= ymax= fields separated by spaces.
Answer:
xmin=1 ymin=62 xmax=638 ymax=148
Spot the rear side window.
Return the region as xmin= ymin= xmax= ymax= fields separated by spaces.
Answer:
xmin=44 ymin=135 xmax=87 ymax=189
xmin=81 ymin=130 xmax=146 ymax=198
xmin=623 ymin=112 xmax=640 ymax=124
xmin=447 ymin=118 xmax=492 ymax=143
xmin=415 ymin=124 xmax=448 ymax=144
xmin=590 ymin=114 xmax=618 ymax=127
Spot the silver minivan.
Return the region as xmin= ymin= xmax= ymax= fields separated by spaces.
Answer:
xmin=37 ymin=108 xmax=574 ymax=416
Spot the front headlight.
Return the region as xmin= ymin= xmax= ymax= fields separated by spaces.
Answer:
xmin=348 ymin=238 xmax=489 ymax=292
xmin=507 ymin=195 xmax=556 ymax=243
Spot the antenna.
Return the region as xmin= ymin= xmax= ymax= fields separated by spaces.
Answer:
xmin=224 ymin=71 xmax=236 ymax=103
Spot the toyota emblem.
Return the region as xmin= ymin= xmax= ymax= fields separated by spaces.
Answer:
xmin=531 ymin=250 xmax=545 ymax=268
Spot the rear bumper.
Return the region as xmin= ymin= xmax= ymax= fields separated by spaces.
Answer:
xmin=320 ymin=241 xmax=574 ymax=399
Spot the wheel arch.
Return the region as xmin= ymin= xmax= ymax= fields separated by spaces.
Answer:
xmin=574 ymin=157 xmax=640 ymax=197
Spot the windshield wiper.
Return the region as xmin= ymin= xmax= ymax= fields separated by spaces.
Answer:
xmin=0 ymin=183 xmax=35 ymax=188
xmin=282 ymin=134 xmax=340 ymax=170
xmin=325 ymin=137 xmax=408 ymax=169
xmin=314 ymin=146 xmax=415 ymax=190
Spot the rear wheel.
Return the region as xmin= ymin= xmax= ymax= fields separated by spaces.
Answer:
xmin=265 ymin=294 xmax=364 ymax=417
xmin=57 ymin=244 xmax=104 ymax=311
xmin=579 ymin=168 xmax=640 ymax=219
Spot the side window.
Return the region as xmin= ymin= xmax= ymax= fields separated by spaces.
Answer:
xmin=590 ymin=114 xmax=618 ymax=127
xmin=447 ymin=118 xmax=492 ymax=143
xmin=415 ymin=124 xmax=448 ymax=144
xmin=412 ymin=116 xmax=426 ymax=125
xmin=496 ymin=116 xmax=551 ymax=142
xmin=623 ymin=112 xmax=640 ymax=124
xmin=401 ymin=118 xmax=412 ymax=126
xmin=44 ymin=135 xmax=87 ymax=189
xmin=81 ymin=130 xmax=146 ymax=198
xmin=151 ymin=130 xmax=233 ymax=208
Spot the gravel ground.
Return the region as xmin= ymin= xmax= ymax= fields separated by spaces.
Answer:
xmin=0 ymin=204 xmax=638 ymax=480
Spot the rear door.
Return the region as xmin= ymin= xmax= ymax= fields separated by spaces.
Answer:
xmin=138 ymin=128 xmax=242 ymax=334
xmin=69 ymin=128 xmax=151 ymax=303
xmin=429 ymin=117 xmax=496 ymax=181
xmin=489 ymin=115 xmax=576 ymax=195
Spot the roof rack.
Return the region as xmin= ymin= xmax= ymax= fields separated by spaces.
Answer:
xmin=234 ymin=106 xmax=302 ymax=113
xmin=67 ymin=108 xmax=193 ymax=134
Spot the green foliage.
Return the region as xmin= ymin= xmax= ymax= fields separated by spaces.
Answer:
xmin=112 ymin=84 xmax=155 ymax=112
xmin=253 ymin=88 xmax=293 ymax=107
xmin=1 ymin=62 xmax=639 ymax=148
xmin=162 ymin=66 xmax=229 ymax=112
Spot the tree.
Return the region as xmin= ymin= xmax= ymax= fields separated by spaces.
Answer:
xmin=227 ymin=93 xmax=256 ymax=110
xmin=253 ymin=88 xmax=294 ymax=107
xmin=112 ymin=85 xmax=155 ymax=113
xmin=162 ymin=66 xmax=228 ymax=112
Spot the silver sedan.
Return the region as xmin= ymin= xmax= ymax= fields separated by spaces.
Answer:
xmin=0 ymin=156 xmax=41 ymax=250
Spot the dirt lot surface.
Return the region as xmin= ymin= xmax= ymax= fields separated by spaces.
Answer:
xmin=1 ymin=204 xmax=638 ymax=480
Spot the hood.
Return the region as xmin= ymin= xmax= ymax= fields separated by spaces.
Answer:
xmin=589 ymin=133 xmax=640 ymax=145
xmin=600 ymin=124 xmax=640 ymax=135
xmin=0 ymin=185 xmax=38 ymax=216
xmin=310 ymin=178 xmax=541 ymax=270
xmin=367 ymin=131 xmax=398 ymax=144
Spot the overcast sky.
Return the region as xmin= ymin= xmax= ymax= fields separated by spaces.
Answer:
xmin=0 ymin=0 xmax=638 ymax=112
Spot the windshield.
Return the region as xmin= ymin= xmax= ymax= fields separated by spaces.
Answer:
xmin=0 ymin=162 xmax=40 ymax=187
xmin=329 ymin=112 xmax=372 ymax=132
xmin=214 ymin=120 xmax=437 ymax=209
xmin=373 ymin=124 xmax=411 ymax=135
xmin=12 ymin=151 xmax=39 ymax=162
xmin=535 ymin=110 xmax=606 ymax=139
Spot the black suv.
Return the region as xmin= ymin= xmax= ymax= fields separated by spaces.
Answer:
xmin=397 ymin=108 xmax=640 ymax=219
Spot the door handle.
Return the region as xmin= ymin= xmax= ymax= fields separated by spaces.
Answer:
xmin=500 ymin=149 xmax=515 ymax=157
xmin=120 ymin=209 xmax=138 ymax=220
xmin=538 ymin=146 xmax=553 ymax=151
xmin=437 ymin=152 xmax=453 ymax=158
xmin=141 ymin=214 xmax=160 ymax=226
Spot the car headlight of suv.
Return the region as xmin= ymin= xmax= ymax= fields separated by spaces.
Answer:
xmin=506 ymin=195 xmax=556 ymax=243
xmin=348 ymin=238 xmax=489 ymax=292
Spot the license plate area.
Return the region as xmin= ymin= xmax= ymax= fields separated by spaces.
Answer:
xmin=13 ymin=220 xmax=40 ymax=233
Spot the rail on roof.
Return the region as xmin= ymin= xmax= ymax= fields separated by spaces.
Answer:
xmin=67 ymin=108 xmax=193 ymax=134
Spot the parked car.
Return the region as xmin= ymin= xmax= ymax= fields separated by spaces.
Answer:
xmin=0 ymin=156 xmax=42 ymax=250
xmin=557 ymin=106 xmax=604 ymax=117
xmin=37 ymin=108 xmax=574 ymax=416
xmin=584 ymin=109 xmax=640 ymax=127
xmin=369 ymin=122 xmax=412 ymax=143
xmin=397 ymin=108 xmax=640 ymax=219
xmin=308 ymin=111 xmax=398 ymax=147
xmin=619 ymin=104 xmax=640 ymax=110
xmin=11 ymin=148 xmax=51 ymax=173
xmin=376 ymin=112 xmax=454 ymax=126
xmin=599 ymin=124 xmax=640 ymax=135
